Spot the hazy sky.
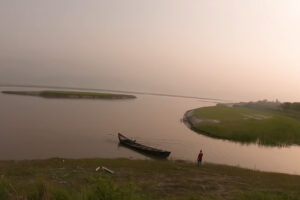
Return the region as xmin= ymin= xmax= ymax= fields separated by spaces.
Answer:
xmin=1 ymin=0 xmax=300 ymax=101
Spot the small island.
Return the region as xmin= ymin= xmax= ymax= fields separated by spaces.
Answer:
xmin=2 ymin=90 xmax=136 ymax=99
xmin=184 ymin=100 xmax=300 ymax=146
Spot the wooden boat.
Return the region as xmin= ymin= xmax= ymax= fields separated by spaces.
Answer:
xmin=118 ymin=133 xmax=171 ymax=158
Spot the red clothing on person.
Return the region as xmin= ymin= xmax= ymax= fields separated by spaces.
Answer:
xmin=198 ymin=152 xmax=203 ymax=161
xmin=197 ymin=151 xmax=204 ymax=166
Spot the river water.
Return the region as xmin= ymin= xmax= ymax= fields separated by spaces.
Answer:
xmin=1 ymin=87 xmax=300 ymax=175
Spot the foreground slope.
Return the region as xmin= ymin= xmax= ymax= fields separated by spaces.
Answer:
xmin=0 ymin=158 xmax=299 ymax=199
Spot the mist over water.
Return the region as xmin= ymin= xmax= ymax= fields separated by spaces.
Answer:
xmin=0 ymin=59 xmax=298 ymax=103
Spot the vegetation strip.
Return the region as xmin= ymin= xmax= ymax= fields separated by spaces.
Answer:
xmin=184 ymin=103 xmax=300 ymax=146
xmin=0 ymin=84 xmax=225 ymax=102
xmin=0 ymin=158 xmax=300 ymax=200
xmin=2 ymin=90 xmax=136 ymax=99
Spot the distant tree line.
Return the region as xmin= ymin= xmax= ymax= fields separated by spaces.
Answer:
xmin=234 ymin=100 xmax=300 ymax=112
xmin=281 ymin=102 xmax=300 ymax=111
xmin=234 ymin=99 xmax=281 ymax=110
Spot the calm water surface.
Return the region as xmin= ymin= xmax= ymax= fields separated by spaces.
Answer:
xmin=1 ymin=87 xmax=300 ymax=175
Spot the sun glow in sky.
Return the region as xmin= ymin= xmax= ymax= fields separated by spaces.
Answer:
xmin=1 ymin=0 xmax=300 ymax=101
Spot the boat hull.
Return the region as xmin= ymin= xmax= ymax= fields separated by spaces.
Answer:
xmin=118 ymin=133 xmax=171 ymax=158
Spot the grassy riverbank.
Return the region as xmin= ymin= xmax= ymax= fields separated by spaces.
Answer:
xmin=0 ymin=158 xmax=299 ymax=200
xmin=2 ymin=90 xmax=136 ymax=99
xmin=184 ymin=104 xmax=300 ymax=146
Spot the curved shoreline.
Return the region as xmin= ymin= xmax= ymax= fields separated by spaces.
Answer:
xmin=183 ymin=109 xmax=216 ymax=138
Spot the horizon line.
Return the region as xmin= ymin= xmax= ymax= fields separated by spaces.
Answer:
xmin=0 ymin=83 xmax=229 ymax=103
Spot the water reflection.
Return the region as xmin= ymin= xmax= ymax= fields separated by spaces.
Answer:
xmin=117 ymin=144 xmax=168 ymax=160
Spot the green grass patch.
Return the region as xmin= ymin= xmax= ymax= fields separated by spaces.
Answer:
xmin=2 ymin=90 xmax=136 ymax=99
xmin=0 ymin=158 xmax=299 ymax=199
xmin=185 ymin=104 xmax=300 ymax=146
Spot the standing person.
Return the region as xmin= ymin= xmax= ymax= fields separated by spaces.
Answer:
xmin=197 ymin=150 xmax=203 ymax=166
